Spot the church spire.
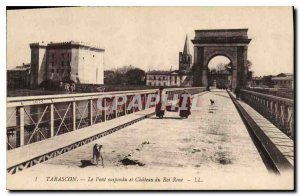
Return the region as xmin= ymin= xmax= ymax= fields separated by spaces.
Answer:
xmin=179 ymin=34 xmax=192 ymax=72
xmin=183 ymin=34 xmax=190 ymax=55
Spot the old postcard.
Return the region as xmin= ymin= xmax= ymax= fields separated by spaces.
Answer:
xmin=6 ymin=7 xmax=294 ymax=190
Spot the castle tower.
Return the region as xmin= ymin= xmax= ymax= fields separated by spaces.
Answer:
xmin=29 ymin=41 xmax=105 ymax=89
xmin=179 ymin=35 xmax=192 ymax=72
xmin=30 ymin=42 xmax=47 ymax=88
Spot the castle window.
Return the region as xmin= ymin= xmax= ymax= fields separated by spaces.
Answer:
xmin=61 ymin=61 xmax=64 ymax=67
xmin=51 ymin=69 xmax=54 ymax=73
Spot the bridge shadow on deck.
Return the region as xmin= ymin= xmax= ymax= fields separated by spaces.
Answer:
xmin=80 ymin=160 xmax=95 ymax=168
xmin=149 ymin=116 xmax=183 ymax=120
xmin=209 ymin=92 xmax=232 ymax=100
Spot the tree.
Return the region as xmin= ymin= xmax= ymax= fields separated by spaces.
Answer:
xmin=224 ymin=60 xmax=252 ymax=74
xmin=245 ymin=60 xmax=253 ymax=82
xmin=210 ymin=68 xmax=217 ymax=73
xmin=225 ymin=62 xmax=233 ymax=73
xmin=115 ymin=72 xmax=125 ymax=84
xmin=246 ymin=60 xmax=252 ymax=69
xmin=115 ymin=65 xmax=134 ymax=74
xmin=216 ymin=63 xmax=226 ymax=72
xmin=247 ymin=71 xmax=253 ymax=81
xmin=104 ymin=65 xmax=146 ymax=85
xmin=104 ymin=70 xmax=116 ymax=84
xmin=125 ymin=68 xmax=146 ymax=85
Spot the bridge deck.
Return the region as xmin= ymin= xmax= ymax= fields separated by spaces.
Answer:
xmin=8 ymin=90 xmax=293 ymax=190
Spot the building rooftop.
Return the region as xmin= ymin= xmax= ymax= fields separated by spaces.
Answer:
xmin=147 ymin=70 xmax=187 ymax=75
xmin=147 ymin=70 xmax=171 ymax=75
xmin=276 ymin=73 xmax=293 ymax=77
xmin=252 ymin=76 xmax=263 ymax=80
xmin=271 ymin=76 xmax=293 ymax=81
xmin=8 ymin=63 xmax=31 ymax=71
xmin=30 ymin=41 xmax=105 ymax=51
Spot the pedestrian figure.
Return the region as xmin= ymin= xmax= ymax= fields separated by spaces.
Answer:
xmin=59 ymin=81 xmax=64 ymax=91
xmin=64 ymin=83 xmax=70 ymax=92
xmin=155 ymin=87 xmax=165 ymax=118
xmin=235 ymin=86 xmax=241 ymax=100
xmin=178 ymin=91 xmax=192 ymax=118
xmin=70 ymin=83 xmax=76 ymax=92
xmin=92 ymin=144 xmax=104 ymax=167
xmin=206 ymin=85 xmax=210 ymax=91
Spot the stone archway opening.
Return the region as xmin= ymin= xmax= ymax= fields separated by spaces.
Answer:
xmin=207 ymin=55 xmax=232 ymax=89
xmin=191 ymin=29 xmax=251 ymax=91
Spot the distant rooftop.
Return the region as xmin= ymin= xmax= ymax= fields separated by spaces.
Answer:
xmin=272 ymin=76 xmax=293 ymax=81
xmin=147 ymin=70 xmax=187 ymax=75
xmin=147 ymin=70 xmax=171 ymax=75
xmin=252 ymin=76 xmax=263 ymax=80
xmin=277 ymin=73 xmax=293 ymax=77
xmin=8 ymin=63 xmax=31 ymax=71
xmin=30 ymin=41 xmax=105 ymax=52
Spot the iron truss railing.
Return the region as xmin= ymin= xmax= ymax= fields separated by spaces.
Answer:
xmin=6 ymin=87 xmax=206 ymax=150
xmin=240 ymin=89 xmax=294 ymax=139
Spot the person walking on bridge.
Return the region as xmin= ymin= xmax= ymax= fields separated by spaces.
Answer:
xmin=234 ymin=86 xmax=241 ymax=100
xmin=155 ymin=87 xmax=165 ymax=118
xmin=178 ymin=91 xmax=191 ymax=118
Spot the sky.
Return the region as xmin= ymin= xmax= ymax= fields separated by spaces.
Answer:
xmin=7 ymin=7 xmax=293 ymax=76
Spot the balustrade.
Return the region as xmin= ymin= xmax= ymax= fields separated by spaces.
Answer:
xmin=240 ymin=89 xmax=294 ymax=139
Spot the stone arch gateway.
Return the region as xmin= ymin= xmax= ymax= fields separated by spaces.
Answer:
xmin=191 ymin=29 xmax=251 ymax=90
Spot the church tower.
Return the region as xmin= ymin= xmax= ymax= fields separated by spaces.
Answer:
xmin=179 ymin=35 xmax=192 ymax=72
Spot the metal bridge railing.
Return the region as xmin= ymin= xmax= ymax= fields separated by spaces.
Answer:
xmin=6 ymin=87 xmax=206 ymax=150
xmin=240 ymin=89 xmax=294 ymax=139
xmin=164 ymin=87 xmax=206 ymax=101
